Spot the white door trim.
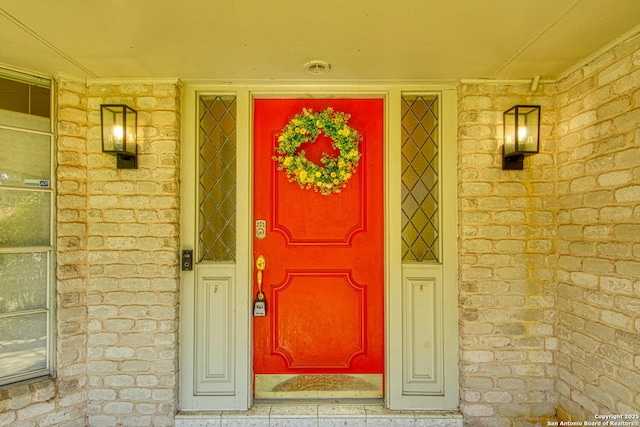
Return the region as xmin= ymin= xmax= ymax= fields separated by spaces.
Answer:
xmin=179 ymin=84 xmax=459 ymax=411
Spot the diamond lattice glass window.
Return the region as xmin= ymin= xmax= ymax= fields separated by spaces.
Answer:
xmin=198 ymin=95 xmax=237 ymax=261
xmin=401 ymin=95 xmax=439 ymax=262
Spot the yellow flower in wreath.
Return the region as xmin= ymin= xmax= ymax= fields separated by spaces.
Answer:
xmin=273 ymin=107 xmax=362 ymax=196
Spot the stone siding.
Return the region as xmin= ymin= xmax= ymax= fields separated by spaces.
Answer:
xmin=554 ymin=32 xmax=640 ymax=421
xmin=457 ymin=31 xmax=640 ymax=426
xmin=457 ymin=83 xmax=558 ymax=427
xmin=0 ymin=79 xmax=181 ymax=427
xmin=82 ymin=82 xmax=181 ymax=427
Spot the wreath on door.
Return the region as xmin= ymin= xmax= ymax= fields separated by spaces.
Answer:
xmin=273 ymin=107 xmax=362 ymax=195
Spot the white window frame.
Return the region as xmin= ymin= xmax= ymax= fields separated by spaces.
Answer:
xmin=0 ymin=69 xmax=56 ymax=386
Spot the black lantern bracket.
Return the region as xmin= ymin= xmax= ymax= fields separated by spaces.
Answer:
xmin=100 ymin=104 xmax=138 ymax=169
xmin=502 ymin=105 xmax=541 ymax=170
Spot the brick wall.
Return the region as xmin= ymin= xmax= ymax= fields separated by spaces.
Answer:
xmin=82 ymin=81 xmax=181 ymax=427
xmin=0 ymin=78 xmax=181 ymax=427
xmin=554 ymin=33 xmax=640 ymax=420
xmin=457 ymin=31 xmax=640 ymax=426
xmin=457 ymin=83 xmax=558 ymax=427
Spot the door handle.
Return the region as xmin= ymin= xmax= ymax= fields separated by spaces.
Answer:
xmin=254 ymin=255 xmax=267 ymax=316
xmin=256 ymin=255 xmax=266 ymax=299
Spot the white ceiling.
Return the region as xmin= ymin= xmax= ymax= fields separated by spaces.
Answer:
xmin=1 ymin=0 xmax=639 ymax=83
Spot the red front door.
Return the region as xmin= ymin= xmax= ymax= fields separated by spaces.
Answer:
xmin=253 ymin=98 xmax=384 ymax=396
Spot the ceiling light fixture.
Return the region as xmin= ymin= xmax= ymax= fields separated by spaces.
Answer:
xmin=304 ymin=60 xmax=331 ymax=76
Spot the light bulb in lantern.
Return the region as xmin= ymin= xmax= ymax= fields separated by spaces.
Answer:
xmin=112 ymin=125 xmax=124 ymax=151
xmin=517 ymin=126 xmax=527 ymax=142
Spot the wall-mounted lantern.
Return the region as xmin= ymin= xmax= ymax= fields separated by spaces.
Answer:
xmin=101 ymin=104 xmax=137 ymax=169
xmin=502 ymin=105 xmax=540 ymax=170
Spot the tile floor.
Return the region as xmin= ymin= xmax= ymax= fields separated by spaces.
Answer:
xmin=175 ymin=404 xmax=463 ymax=427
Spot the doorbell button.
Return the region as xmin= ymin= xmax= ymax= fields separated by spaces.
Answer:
xmin=256 ymin=219 xmax=266 ymax=239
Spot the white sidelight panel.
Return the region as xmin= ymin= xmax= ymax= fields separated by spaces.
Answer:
xmin=179 ymin=87 xmax=250 ymax=410
xmin=402 ymin=265 xmax=443 ymax=395
xmin=194 ymin=266 xmax=235 ymax=395
xmin=387 ymin=88 xmax=458 ymax=410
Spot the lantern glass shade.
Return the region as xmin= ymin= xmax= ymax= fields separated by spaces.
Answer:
xmin=101 ymin=104 xmax=137 ymax=156
xmin=503 ymin=105 xmax=540 ymax=157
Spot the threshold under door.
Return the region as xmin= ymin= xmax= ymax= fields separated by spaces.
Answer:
xmin=255 ymin=374 xmax=383 ymax=399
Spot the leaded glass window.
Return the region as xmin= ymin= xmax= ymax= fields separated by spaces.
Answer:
xmin=401 ymin=95 xmax=439 ymax=262
xmin=198 ymin=95 xmax=237 ymax=261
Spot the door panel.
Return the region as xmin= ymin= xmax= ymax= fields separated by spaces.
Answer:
xmin=253 ymin=98 xmax=384 ymax=390
xmin=272 ymin=271 xmax=365 ymax=368
xmin=273 ymin=179 xmax=364 ymax=244
xmin=194 ymin=267 xmax=235 ymax=395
